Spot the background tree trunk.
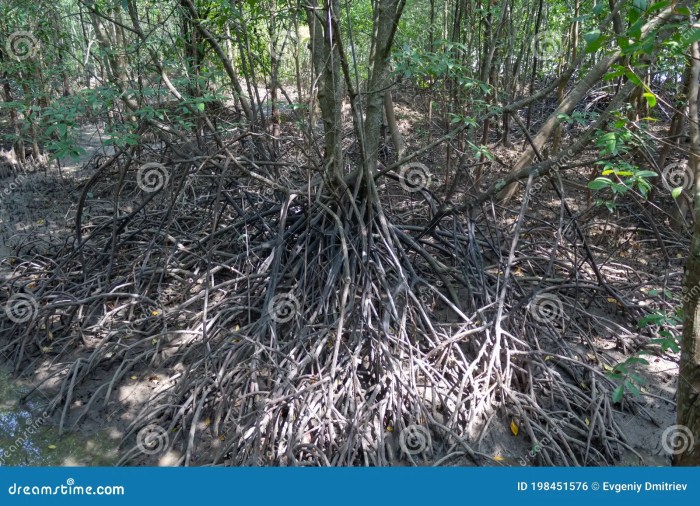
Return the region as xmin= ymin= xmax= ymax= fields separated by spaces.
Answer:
xmin=677 ymin=39 xmax=700 ymax=466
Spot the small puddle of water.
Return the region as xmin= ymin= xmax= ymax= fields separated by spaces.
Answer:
xmin=0 ymin=369 xmax=119 ymax=466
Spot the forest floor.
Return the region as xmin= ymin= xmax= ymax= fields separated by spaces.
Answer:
xmin=0 ymin=97 xmax=685 ymax=466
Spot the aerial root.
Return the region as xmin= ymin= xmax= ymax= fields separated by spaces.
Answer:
xmin=0 ymin=157 xmax=656 ymax=466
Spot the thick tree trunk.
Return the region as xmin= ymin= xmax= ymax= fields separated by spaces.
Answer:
xmin=676 ymin=39 xmax=700 ymax=466
xmin=306 ymin=0 xmax=343 ymax=183
xmin=361 ymin=0 xmax=405 ymax=180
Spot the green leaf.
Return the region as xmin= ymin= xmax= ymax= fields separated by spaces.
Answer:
xmin=642 ymin=92 xmax=657 ymax=108
xmin=635 ymin=170 xmax=658 ymax=178
xmin=647 ymin=1 xmax=671 ymax=13
xmin=638 ymin=313 xmax=665 ymax=326
xmin=625 ymin=71 xmax=643 ymax=86
xmin=651 ymin=337 xmax=680 ymax=353
xmin=627 ymin=17 xmax=646 ymax=39
xmin=611 ymin=182 xmax=628 ymax=193
xmin=672 ymin=186 xmax=683 ymax=199
xmin=624 ymin=380 xmax=641 ymax=396
xmin=588 ymin=177 xmax=612 ymax=190
xmin=604 ymin=69 xmax=626 ymax=80
xmin=629 ymin=373 xmax=647 ymax=384
xmin=680 ymin=27 xmax=700 ymax=49
xmin=612 ymin=384 xmax=625 ymax=403
xmin=638 ymin=181 xmax=650 ymax=198
xmin=633 ymin=0 xmax=648 ymax=11
xmin=583 ymin=30 xmax=602 ymax=44
xmin=584 ymin=30 xmax=605 ymax=53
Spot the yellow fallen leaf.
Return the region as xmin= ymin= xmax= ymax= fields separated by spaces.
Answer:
xmin=151 ymin=338 xmax=158 ymax=345
xmin=585 ymin=418 xmax=590 ymax=426
xmin=510 ymin=419 xmax=519 ymax=436
xmin=36 ymin=219 xmax=45 ymax=225
xmin=151 ymin=310 xmax=160 ymax=316
xmin=48 ymin=445 xmax=57 ymax=450
xmin=386 ymin=426 xmax=393 ymax=432
xmin=493 ymin=455 xmax=505 ymax=462
xmin=204 ymin=417 xmax=211 ymax=427
xmin=218 ymin=435 xmax=226 ymax=441
xmin=130 ymin=375 xmax=137 ymax=380
xmin=234 ymin=325 xmax=240 ymax=331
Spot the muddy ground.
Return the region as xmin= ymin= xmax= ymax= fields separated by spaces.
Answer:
xmin=0 ymin=117 xmax=680 ymax=466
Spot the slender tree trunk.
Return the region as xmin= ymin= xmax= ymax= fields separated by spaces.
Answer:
xmin=384 ymin=90 xmax=405 ymax=161
xmin=525 ymin=0 xmax=544 ymax=131
xmin=181 ymin=0 xmax=253 ymax=121
xmin=269 ymin=0 xmax=280 ymax=160
xmin=677 ymin=39 xmax=700 ymax=466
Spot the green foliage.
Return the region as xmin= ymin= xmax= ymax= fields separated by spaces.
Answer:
xmin=587 ymin=116 xmax=657 ymax=209
xmin=607 ymin=355 xmax=648 ymax=403
xmin=394 ymin=42 xmax=478 ymax=86
xmin=608 ymin=291 xmax=682 ymax=403
xmin=393 ymin=41 xmax=490 ymax=113
xmin=638 ymin=302 xmax=682 ymax=354
xmin=40 ymin=99 xmax=85 ymax=160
